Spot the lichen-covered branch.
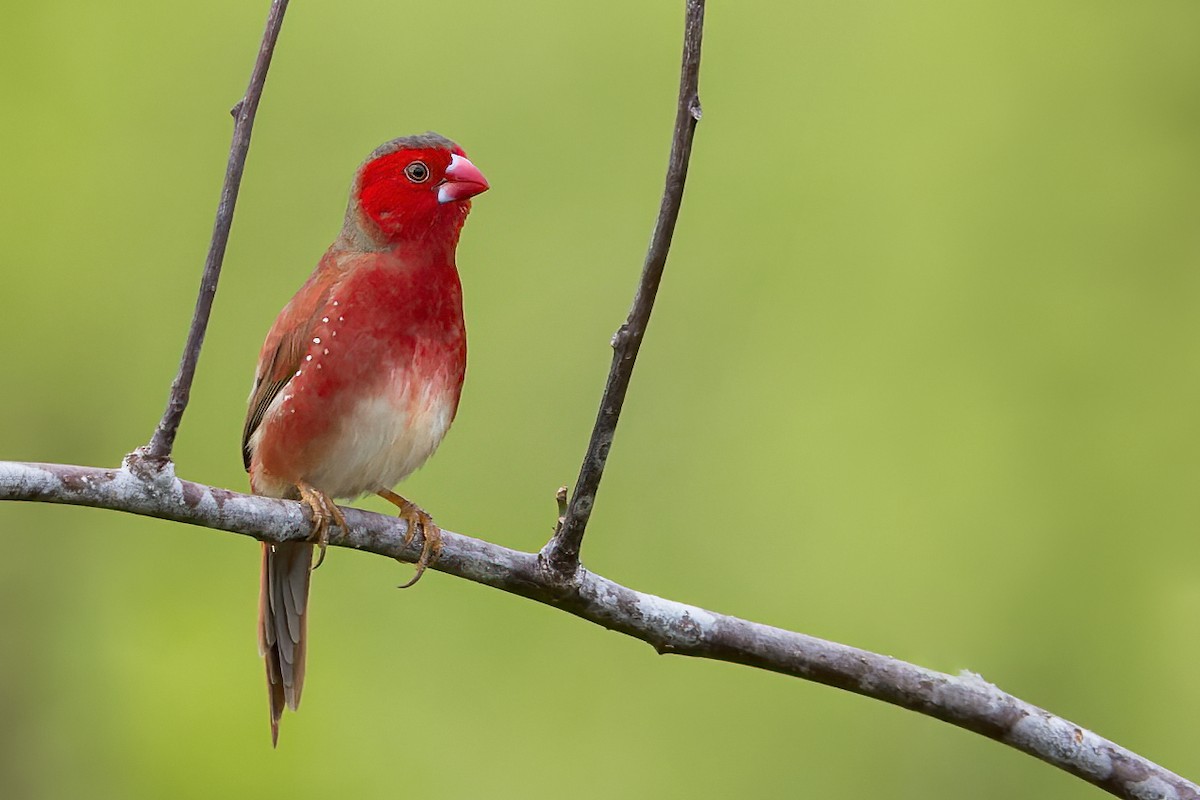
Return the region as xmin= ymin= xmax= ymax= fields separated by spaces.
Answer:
xmin=0 ymin=459 xmax=1193 ymax=800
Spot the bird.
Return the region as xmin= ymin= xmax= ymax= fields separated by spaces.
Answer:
xmin=240 ymin=132 xmax=488 ymax=745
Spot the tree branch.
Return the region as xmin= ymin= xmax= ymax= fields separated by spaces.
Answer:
xmin=0 ymin=458 xmax=1193 ymax=800
xmin=542 ymin=0 xmax=706 ymax=578
xmin=143 ymin=0 xmax=290 ymax=463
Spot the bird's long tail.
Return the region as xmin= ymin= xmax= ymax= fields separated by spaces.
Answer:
xmin=258 ymin=540 xmax=313 ymax=747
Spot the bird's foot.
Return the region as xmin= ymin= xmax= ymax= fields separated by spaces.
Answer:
xmin=296 ymin=481 xmax=346 ymax=570
xmin=376 ymin=488 xmax=442 ymax=588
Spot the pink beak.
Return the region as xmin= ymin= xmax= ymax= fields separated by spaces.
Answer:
xmin=438 ymin=153 xmax=489 ymax=204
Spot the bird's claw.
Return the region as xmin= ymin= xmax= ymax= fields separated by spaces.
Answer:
xmin=377 ymin=489 xmax=442 ymax=588
xmin=297 ymin=482 xmax=346 ymax=570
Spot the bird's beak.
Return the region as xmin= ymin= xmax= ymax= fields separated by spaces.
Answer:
xmin=438 ymin=154 xmax=489 ymax=204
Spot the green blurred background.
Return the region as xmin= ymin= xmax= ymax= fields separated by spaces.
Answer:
xmin=2 ymin=1 xmax=1198 ymax=797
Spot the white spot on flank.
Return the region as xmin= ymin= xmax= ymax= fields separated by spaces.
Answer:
xmin=338 ymin=316 xmax=344 ymax=322
xmin=323 ymin=348 xmax=329 ymax=355
xmin=313 ymin=337 xmax=321 ymax=344
xmin=294 ymin=370 xmax=301 ymax=377
xmin=305 ymin=355 xmax=312 ymax=362
xmin=332 ymin=300 xmax=339 ymax=306
xmin=322 ymin=317 xmax=329 ymax=323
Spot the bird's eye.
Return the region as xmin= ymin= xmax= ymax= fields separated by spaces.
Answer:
xmin=404 ymin=161 xmax=430 ymax=183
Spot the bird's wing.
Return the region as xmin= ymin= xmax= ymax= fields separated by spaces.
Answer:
xmin=242 ymin=260 xmax=340 ymax=471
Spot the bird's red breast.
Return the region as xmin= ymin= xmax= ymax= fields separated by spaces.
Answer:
xmin=249 ymin=249 xmax=466 ymax=499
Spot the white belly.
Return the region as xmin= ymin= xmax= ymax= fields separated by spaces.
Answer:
xmin=307 ymin=372 xmax=457 ymax=499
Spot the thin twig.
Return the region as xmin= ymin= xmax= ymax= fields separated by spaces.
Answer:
xmin=542 ymin=0 xmax=706 ymax=578
xmin=0 ymin=459 xmax=1194 ymax=800
xmin=142 ymin=0 xmax=290 ymax=463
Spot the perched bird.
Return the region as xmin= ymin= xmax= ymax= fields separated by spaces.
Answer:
xmin=241 ymin=133 xmax=488 ymax=745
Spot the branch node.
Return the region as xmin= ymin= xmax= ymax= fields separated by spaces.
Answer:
xmin=122 ymin=446 xmax=173 ymax=484
xmin=609 ymin=324 xmax=629 ymax=350
xmin=230 ymin=99 xmax=245 ymax=119
xmin=689 ymin=95 xmax=702 ymax=121
xmin=535 ymin=548 xmax=584 ymax=599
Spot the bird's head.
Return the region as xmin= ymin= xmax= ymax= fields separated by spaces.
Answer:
xmin=341 ymin=132 xmax=489 ymax=252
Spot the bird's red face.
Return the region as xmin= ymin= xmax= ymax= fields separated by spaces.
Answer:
xmin=356 ymin=144 xmax=489 ymax=244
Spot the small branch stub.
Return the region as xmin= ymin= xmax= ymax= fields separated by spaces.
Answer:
xmin=553 ymin=485 xmax=569 ymax=534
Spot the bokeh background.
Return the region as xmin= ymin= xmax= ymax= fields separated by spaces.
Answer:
xmin=2 ymin=1 xmax=1198 ymax=797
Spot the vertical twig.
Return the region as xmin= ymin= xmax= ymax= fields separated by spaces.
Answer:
xmin=541 ymin=0 xmax=706 ymax=578
xmin=141 ymin=0 xmax=291 ymax=464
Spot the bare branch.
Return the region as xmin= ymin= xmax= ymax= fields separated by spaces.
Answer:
xmin=143 ymin=0 xmax=290 ymax=463
xmin=0 ymin=459 xmax=1193 ymax=800
xmin=542 ymin=0 xmax=706 ymax=578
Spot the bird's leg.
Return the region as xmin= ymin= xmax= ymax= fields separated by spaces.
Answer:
xmin=296 ymin=481 xmax=346 ymax=570
xmin=376 ymin=488 xmax=442 ymax=588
